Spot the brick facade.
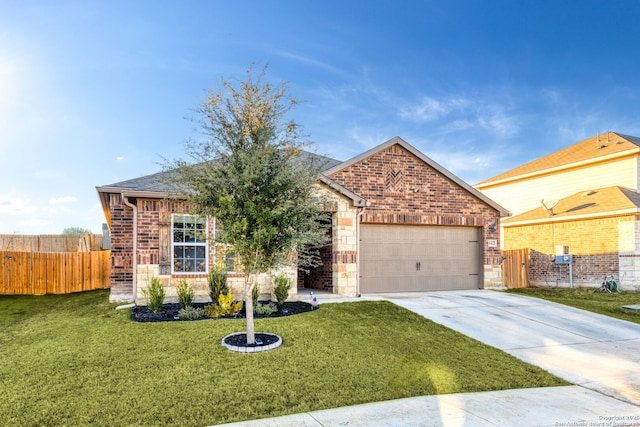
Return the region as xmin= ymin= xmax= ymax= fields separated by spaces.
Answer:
xmin=328 ymin=144 xmax=503 ymax=278
xmin=506 ymin=215 xmax=640 ymax=290
xmin=108 ymin=192 xmax=316 ymax=303
xmin=108 ymin=194 xmax=134 ymax=301
xmin=504 ymin=216 xmax=632 ymax=254
xmin=104 ymin=140 xmax=505 ymax=302
xmin=528 ymin=249 xmax=619 ymax=288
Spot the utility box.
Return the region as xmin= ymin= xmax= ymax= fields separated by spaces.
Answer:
xmin=554 ymin=245 xmax=571 ymax=264
xmin=555 ymin=254 xmax=572 ymax=264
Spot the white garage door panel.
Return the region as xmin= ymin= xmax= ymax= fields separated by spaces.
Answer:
xmin=360 ymin=224 xmax=481 ymax=292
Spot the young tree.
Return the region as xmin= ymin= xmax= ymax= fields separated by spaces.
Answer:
xmin=62 ymin=227 xmax=92 ymax=235
xmin=168 ymin=65 xmax=329 ymax=344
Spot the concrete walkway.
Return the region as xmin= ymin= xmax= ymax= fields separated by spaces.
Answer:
xmin=217 ymin=290 xmax=640 ymax=426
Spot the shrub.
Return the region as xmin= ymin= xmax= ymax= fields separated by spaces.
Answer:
xmin=252 ymin=283 xmax=260 ymax=306
xmin=204 ymin=304 xmax=223 ymax=318
xmin=142 ymin=277 xmax=165 ymax=313
xmin=208 ymin=268 xmax=229 ymax=305
xmin=176 ymin=279 xmax=194 ymax=309
xmin=206 ymin=292 xmax=243 ymax=318
xmin=255 ymin=302 xmax=278 ymax=315
xmin=178 ymin=306 xmax=205 ymax=320
xmin=273 ymin=274 xmax=291 ymax=305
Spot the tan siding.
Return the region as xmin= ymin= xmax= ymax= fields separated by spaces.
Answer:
xmin=480 ymin=157 xmax=638 ymax=216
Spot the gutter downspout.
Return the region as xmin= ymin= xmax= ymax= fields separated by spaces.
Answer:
xmin=123 ymin=195 xmax=138 ymax=304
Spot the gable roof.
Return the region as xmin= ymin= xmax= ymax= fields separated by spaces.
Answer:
xmin=476 ymin=132 xmax=640 ymax=188
xmin=502 ymin=186 xmax=640 ymax=226
xmin=323 ymin=136 xmax=509 ymax=216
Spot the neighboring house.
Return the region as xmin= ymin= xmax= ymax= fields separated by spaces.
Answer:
xmin=97 ymin=137 xmax=507 ymax=303
xmin=475 ymin=132 xmax=640 ymax=290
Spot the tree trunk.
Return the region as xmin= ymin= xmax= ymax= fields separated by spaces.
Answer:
xmin=244 ymin=276 xmax=256 ymax=345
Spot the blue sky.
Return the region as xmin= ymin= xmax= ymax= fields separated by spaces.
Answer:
xmin=2 ymin=1 xmax=640 ymax=234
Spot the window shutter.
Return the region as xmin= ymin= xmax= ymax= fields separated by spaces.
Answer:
xmin=159 ymin=212 xmax=171 ymax=275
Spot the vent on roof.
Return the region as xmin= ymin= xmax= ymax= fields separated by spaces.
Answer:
xmin=617 ymin=140 xmax=625 ymax=145
xmin=599 ymin=144 xmax=607 ymax=149
xmin=582 ymin=190 xmax=597 ymax=197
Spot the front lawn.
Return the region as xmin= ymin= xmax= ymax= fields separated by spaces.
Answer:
xmin=506 ymin=287 xmax=640 ymax=324
xmin=0 ymin=290 xmax=565 ymax=426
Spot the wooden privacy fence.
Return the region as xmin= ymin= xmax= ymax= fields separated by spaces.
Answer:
xmin=0 ymin=234 xmax=104 ymax=252
xmin=0 ymin=250 xmax=111 ymax=295
xmin=501 ymin=248 xmax=530 ymax=288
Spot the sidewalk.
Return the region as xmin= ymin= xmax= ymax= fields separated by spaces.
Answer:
xmin=216 ymin=386 xmax=640 ymax=426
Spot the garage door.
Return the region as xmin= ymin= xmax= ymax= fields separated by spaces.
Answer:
xmin=360 ymin=224 xmax=482 ymax=293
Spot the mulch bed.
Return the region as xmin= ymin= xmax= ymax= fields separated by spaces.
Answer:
xmin=223 ymin=332 xmax=281 ymax=347
xmin=131 ymin=300 xmax=314 ymax=323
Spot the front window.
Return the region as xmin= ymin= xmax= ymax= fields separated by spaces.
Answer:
xmin=172 ymin=214 xmax=207 ymax=273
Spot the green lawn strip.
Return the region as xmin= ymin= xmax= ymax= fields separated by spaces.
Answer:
xmin=0 ymin=291 xmax=565 ymax=426
xmin=505 ymin=288 xmax=640 ymax=324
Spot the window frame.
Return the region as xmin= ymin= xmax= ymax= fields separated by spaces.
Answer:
xmin=171 ymin=214 xmax=209 ymax=275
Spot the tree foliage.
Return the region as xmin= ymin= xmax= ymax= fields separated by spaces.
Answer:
xmin=167 ymin=65 xmax=329 ymax=343
xmin=62 ymin=227 xmax=92 ymax=235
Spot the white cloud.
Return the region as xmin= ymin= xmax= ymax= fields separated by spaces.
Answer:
xmin=0 ymin=194 xmax=37 ymax=215
xmin=49 ymin=196 xmax=78 ymax=205
xmin=274 ymin=50 xmax=348 ymax=77
xmin=399 ymin=96 xmax=470 ymax=122
xmin=116 ymin=156 xmax=124 ymax=161
xmin=476 ymin=105 xmax=519 ymax=137
xmin=19 ymin=218 xmax=50 ymax=228
xmin=398 ymin=93 xmax=520 ymax=138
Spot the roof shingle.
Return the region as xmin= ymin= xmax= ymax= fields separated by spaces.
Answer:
xmin=477 ymin=132 xmax=640 ymax=186
xmin=502 ymin=186 xmax=640 ymax=224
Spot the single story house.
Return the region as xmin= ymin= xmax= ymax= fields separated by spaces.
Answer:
xmin=97 ymin=137 xmax=507 ymax=303
xmin=475 ymin=132 xmax=640 ymax=290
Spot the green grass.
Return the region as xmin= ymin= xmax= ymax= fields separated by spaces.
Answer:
xmin=505 ymin=287 xmax=640 ymax=324
xmin=0 ymin=291 xmax=566 ymax=426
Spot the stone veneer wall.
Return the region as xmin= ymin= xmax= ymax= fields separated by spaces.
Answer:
xmin=619 ymin=216 xmax=640 ymax=290
xmin=328 ymin=144 xmax=502 ymax=288
xmin=331 ymin=195 xmax=358 ymax=295
xmin=305 ymin=185 xmax=359 ymax=296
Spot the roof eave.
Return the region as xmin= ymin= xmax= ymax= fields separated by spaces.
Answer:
xmin=318 ymin=175 xmax=370 ymax=207
xmin=502 ymin=207 xmax=640 ymax=227
xmin=95 ymin=186 xmax=185 ymax=229
xmin=476 ymin=148 xmax=640 ymax=189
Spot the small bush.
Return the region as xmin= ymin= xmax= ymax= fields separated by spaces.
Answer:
xmin=208 ymin=268 xmax=229 ymax=304
xmin=252 ymin=283 xmax=260 ymax=306
xmin=206 ymin=292 xmax=243 ymax=318
xmin=204 ymin=304 xmax=223 ymax=318
xmin=142 ymin=277 xmax=165 ymax=313
xmin=178 ymin=306 xmax=204 ymax=320
xmin=273 ymin=274 xmax=291 ymax=305
xmin=176 ymin=280 xmax=194 ymax=309
xmin=255 ymin=302 xmax=278 ymax=315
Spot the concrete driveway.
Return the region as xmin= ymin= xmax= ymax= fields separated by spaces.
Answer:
xmin=375 ymin=290 xmax=640 ymax=407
